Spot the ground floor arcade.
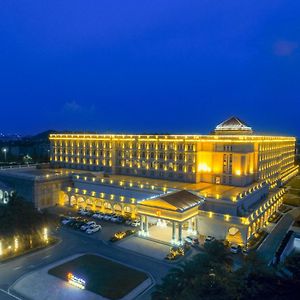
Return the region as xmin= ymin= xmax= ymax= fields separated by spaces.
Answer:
xmin=60 ymin=192 xmax=138 ymax=218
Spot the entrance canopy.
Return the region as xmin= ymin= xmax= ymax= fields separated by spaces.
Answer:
xmin=137 ymin=190 xmax=204 ymax=222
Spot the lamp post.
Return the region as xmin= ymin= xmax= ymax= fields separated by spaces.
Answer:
xmin=2 ymin=148 xmax=7 ymax=162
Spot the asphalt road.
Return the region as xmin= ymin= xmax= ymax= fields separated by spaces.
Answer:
xmin=0 ymin=225 xmax=172 ymax=300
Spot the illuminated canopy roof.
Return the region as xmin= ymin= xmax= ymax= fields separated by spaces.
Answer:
xmin=214 ymin=116 xmax=253 ymax=135
xmin=139 ymin=190 xmax=203 ymax=212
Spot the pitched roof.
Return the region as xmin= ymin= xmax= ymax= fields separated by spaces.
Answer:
xmin=215 ymin=116 xmax=253 ymax=134
xmin=139 ymin=190 xmax=203 ymax=212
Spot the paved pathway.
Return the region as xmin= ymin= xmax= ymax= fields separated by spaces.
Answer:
xmin=117 ymin=236 xmax=170 ymax=260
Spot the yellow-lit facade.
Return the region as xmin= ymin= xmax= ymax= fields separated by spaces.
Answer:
xmin=49 ymin=134 xmax=297 ymax=188
xmin=48 ymin=118 xmax=298 ymax=246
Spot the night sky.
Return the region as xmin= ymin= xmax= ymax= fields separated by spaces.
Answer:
xmin=0 ymin=1 xmax=299 ymax=136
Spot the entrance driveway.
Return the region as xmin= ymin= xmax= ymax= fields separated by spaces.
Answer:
xmin=117 ymin=236 xmax=171 ymax=260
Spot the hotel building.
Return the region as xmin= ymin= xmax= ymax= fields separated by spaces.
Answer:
xmin=3 ymin=117 xmax=297 ymax=246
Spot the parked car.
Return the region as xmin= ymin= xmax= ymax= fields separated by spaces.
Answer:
xmin=114 ymin=231 xmax=126 ymax=239
xmin=184 ymin=236 xmax=199 ymax=246
xmin=80 ymin=221 xmax=96 ymax=231
xmin=73 ymin=221 xmax=86 ymax=230
xmin=111 ymin=216 xmax=119 ymax=222
xmin=103 ymin=214 xmax=112 ymax=221
xmin=242 ymin=247 xmax=249 ymax=256
xmin=116 ymin=216 xmax=125 ymax=223
xmin=61 ymin=217 xmax=75 ymax=225
xmin=131 ymin=220 xmax=141 ymax=227
xmin=204 ymin=236 xmax=215 ymax=243
xmin=97 ymin=213 xmax=105 ymax=220
xmin=78 ymin=209 xmax=90 ymax=216
xmin=86 ymin=224 xmax=102 ymax=234
xmin=125 ymin=219 xmax=132 ymax=226
xmin=85 ymin=210 xmax=93 ymax=217
xmin=230 ymin=244 xmax=240 ymax=254
xmin=67 ymin=220 xmax=77 ymax=227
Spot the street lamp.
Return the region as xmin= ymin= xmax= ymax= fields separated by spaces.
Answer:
xmin=2 ymin=148 xmax=7 ymax=162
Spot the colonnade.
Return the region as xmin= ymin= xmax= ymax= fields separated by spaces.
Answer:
xmin=139 ymin=215 xmax=198 ymax=245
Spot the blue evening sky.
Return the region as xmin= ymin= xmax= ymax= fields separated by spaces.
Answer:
xmin=0 ymin=0 xmax=299 ymax=136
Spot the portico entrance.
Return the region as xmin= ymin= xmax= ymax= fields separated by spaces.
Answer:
xmin=137 ymin=190 xmax=203 ymax=245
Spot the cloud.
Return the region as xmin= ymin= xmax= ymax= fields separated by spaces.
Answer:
xmin=63 ymin=101 xmax=81 ymax=112
xmin=273 ymin=40 xmax=298 ymax=56
xmin=62 ymin=101 xmax=95 ymax=114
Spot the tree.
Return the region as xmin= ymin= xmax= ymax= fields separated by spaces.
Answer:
xmin=0 ymin=194 xmax=47 ymax=237
xmin=152 ymin=242 xmax=300 ymax=300
xmin=152 ymin=241 xmax=236 ymax=300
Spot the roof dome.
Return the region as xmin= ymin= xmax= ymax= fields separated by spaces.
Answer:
xmin=214 ymin=117 xmax=253 ymax=135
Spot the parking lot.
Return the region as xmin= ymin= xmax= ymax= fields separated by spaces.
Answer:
xmin=52 ymin=206 xmax=140 ymax=242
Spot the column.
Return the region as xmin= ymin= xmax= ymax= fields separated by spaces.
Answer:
xmin=171 ymin=222 xmax=176 ymax=244
xmin=188 ymin=219 xmax=193 ymax=233
xmin=139 ymin=215 xmax=144 ymax=235
xmin=144 ymin=216 xmax=149 ymax=236
xmin=195 ymin=216 xmax=199 ymax=234
xmin=178 ymin=223 xmax=183 ymax=245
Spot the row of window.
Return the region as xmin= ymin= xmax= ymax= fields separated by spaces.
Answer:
xmin=52 ymin=142 xmax=196 ymax=151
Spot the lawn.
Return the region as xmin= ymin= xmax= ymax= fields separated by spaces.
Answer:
xmin=48 ymin=254 xmax=148 ymax=300
xmin=283 ymin=193 xmax=300 ymax=207
xmin=287 ymin=176 xmax=300 ymax=189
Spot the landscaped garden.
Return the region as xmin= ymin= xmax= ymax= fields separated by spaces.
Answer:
xmin=48 ymin=254 xmax=148 ymax=300
xmin=283 ymin=175 xmax=300 ymax=206
xmin=0 ymin=195 xmax=57 ymax=261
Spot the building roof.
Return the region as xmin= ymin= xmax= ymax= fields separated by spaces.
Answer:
xmin=214 ymin=116 xmax=253 ymax=134
xmin=139 ymin=190 xmax=203 ymax=212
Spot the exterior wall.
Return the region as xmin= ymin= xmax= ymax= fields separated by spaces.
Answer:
xmin=50 ymin=134 xmax=297 ymax=187
xmin=197 ymin=214 xmax=248 ymax=244
xmin=197 ymin=188 xmax=284 ymax=245
xmin=255 ymin=140 xmax=297 ymax=188
xmin=34 ymin=177 xmax=72 ymax=209
xmin=0 ymin=173 xmax=71 ymax=208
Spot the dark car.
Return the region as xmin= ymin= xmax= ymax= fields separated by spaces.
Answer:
xmin=67 ymin=220 xmax=77 ymax=227
xmin=73 ymin=221 xmax=86 ymax=229
xmin=116 ymin=216 xmax=125 ymax=223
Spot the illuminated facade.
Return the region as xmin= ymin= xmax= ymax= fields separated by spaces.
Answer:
xmin=47 ymin=117 xmax=298 ymax=246
xmin=49 ymin=117 xmax=297 ymax=188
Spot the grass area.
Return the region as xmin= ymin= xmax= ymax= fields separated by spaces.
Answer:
xmin=48 ymin=254 xmax=148 ymax=300
xmin=287 ymin=176 xmax=300 ymax=189
xmin=283 ymin=193 xmax=300 ymax=207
